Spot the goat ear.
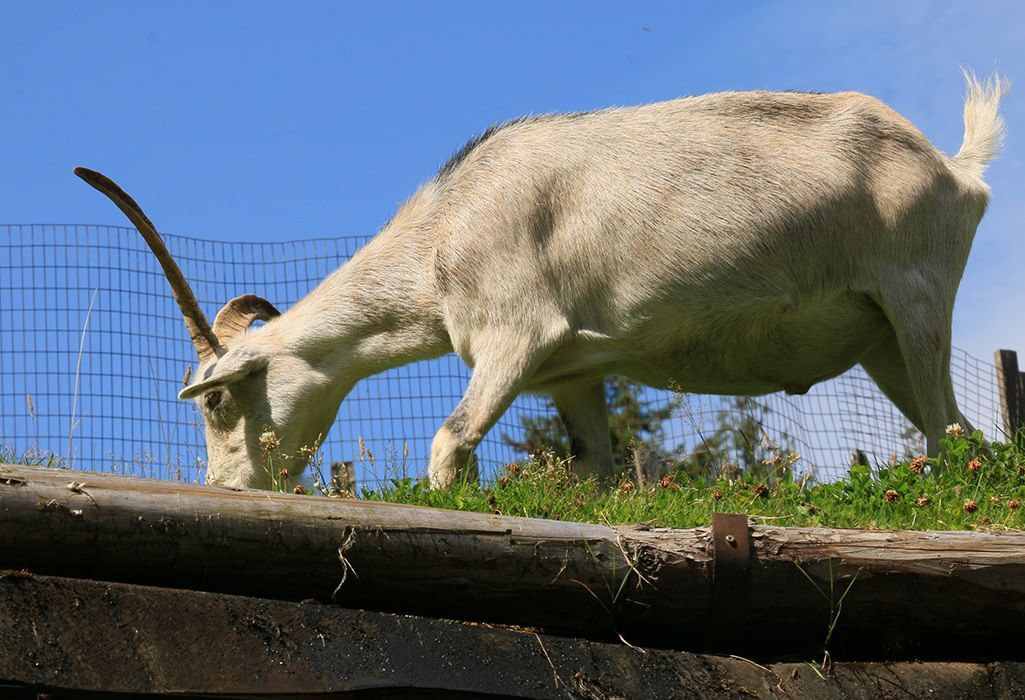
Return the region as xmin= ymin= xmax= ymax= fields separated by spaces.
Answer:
xmin=178 ymin=350 xmax=269 ymax=400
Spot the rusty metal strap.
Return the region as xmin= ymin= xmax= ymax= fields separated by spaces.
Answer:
xmin=710 ymin=512 xmax=751 ymax=633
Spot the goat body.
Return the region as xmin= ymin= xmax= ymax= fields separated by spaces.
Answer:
xmin=79 ymin=72 xmax=1007 ymax=489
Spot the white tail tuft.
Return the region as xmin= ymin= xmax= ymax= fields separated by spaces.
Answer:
xmin=953 ymin=70 xmax=1010 ymax=181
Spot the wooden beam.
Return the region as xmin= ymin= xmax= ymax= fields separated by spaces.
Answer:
xmin=2 ymin=464 xmax=1025 ymax=658
xmin=6 ymin=574 xmax=1025 ymax=698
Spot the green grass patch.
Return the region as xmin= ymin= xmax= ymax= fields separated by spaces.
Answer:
xmin=0 ymin=443 xmax=64 ymax=469
xmin=7 ymin=428 xmax=1024 ymax=531
xmin=363 ymin=429 xmax=1025 ymax=531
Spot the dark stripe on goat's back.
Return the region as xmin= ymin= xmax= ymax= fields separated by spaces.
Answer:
xmin=436 ymin=111 xmax=588 ymax=182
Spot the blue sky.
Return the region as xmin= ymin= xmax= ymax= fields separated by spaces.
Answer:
xmin=2 ymin=1 xmax=1023 ymax=362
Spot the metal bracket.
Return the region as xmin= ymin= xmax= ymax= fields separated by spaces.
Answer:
xmin=710 ymin=512 xmax=751 ymax=637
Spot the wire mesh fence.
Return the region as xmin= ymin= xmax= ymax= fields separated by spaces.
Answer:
xmin=0 ymin=224 xmax=1007 ymax=488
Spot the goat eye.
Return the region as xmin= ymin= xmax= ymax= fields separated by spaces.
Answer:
xmin=204 ymin=391 xmax=223 ymax=411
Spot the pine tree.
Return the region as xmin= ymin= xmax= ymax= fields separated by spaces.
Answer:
xmin=682 ymin=395 xmax=795 ymax=479
xmin=504 ymin=382 xmax=795 ymax=481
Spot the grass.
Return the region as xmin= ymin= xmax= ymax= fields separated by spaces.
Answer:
xmin=360 ymin=427 xmax=1025 ymax=531
xmin=0 ymin=443 xmax=65 ymax=469
xmin=7 ymin=425 xmax=1024 ymax=532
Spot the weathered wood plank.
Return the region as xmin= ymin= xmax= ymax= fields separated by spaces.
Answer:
xmin=0 ymin=464 xmax=643 ymax=638
xmin=3 ymin=574 xmax=1025 ymax=699
xmin=2 ymin=464 xmax=1025 ymax=658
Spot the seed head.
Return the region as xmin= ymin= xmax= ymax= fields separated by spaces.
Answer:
xmin=909 ymin=456 xmax=927 ymax=474
xmin=963 ymin=499 xmax=978 ymax=513
xmin=753 ymin=483 xmax=769 ymax=499
xmin=967 ymin=458 xmax=982 ymax=473
xmin=884 ymin=489 xmax=899 ymax=502
xmin=259 ymin=430 xmax=282 ymax=455
xmin=711 ymin=488 xmax=723 ymax=501
xmin=915 ymin=496 xmax=930 ymax=507
xmin=1009 ymin=499 xmax=1021 ymax=511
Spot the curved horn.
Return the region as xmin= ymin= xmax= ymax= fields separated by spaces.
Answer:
xmin=213 ymin=294 xmax=281 ymax=347
xmin=74 ymin=167 xmax=224 ymax=363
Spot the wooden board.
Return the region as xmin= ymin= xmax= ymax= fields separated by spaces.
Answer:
xmin=4 ymin=573 xmax=1025 ymax=698
xmin=2 ymin=463 xmax=1025 ymax=658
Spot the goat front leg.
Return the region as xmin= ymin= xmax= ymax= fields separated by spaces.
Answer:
xmin=550 ymin=379 xmax=614 ymax=479
xmin=429 ymin=333 xmax=556 ymax=488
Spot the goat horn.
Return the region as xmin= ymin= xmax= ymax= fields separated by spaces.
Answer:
xmin=213 ymin=294 xmax=281 ymax=347
xmin=74 ymin=167 xmax=224 ymax=364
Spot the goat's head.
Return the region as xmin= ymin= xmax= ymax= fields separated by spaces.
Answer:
xmin=75 ymin=168 xmax=339 ymax=489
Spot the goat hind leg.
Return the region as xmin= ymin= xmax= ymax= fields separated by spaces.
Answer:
xmin=940 ymin=344 xmax=975 ymax=436
xmin=860 ymin=329 xmax=926 ymax=434
xmin=860 ymin=331 xmax=973 ymax=458
xmin=877 ymin=282 xmax=963 ymax=456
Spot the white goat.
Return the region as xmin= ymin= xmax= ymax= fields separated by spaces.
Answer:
xmin=78 ymin=71 xmax=1007 ymax=490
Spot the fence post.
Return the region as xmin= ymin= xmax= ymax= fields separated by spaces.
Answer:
xmin=994 ymin=349 xmax=1025 ymax=438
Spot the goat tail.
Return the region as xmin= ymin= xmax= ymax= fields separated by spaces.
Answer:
xmin=952 ymin=70 xmax=1010 ymax=181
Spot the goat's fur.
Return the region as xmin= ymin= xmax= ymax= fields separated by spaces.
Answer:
xmin=102 ymin=72 xmax=1010 ymax=489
